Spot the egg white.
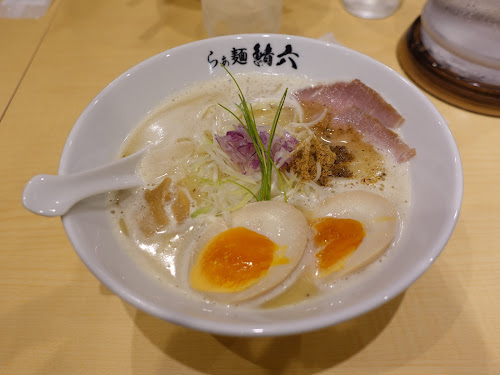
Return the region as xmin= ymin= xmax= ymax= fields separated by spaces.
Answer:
xmin=187 ymin=201 xmax=308 ymax=304
xmin=306 ymin=190 xmax=398 ymax=287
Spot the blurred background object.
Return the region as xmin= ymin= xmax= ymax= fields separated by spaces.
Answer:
xmin=0 ymin=0 xmax=52 ymax=18
xmin=397 ymin=0 xmax=500 ymax=116
xmin=341 ymin=0 xmax=402 ymax=19
xmin=201 ymin=0 xmax=283 ymax=37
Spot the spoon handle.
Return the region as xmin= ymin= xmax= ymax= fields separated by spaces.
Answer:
xmin=22 ymin=151 xmax=146 ymax=217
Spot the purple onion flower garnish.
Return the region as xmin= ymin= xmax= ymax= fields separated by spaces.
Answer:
xmin=215 ymin=125 xmax=298 ymax=174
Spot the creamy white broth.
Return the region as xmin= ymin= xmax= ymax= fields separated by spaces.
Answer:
xmin=109 ymin=72 xmax=411 ymax=307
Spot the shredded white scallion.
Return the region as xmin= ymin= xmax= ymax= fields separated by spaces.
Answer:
xmin=164 ymin=91 xmax=331 ymax=218
xmin=313 ymin=162 xmax=322 ymax=183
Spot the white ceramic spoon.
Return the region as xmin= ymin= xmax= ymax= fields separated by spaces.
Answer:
xmin=22 ymin=148 xmax=147 ymax=217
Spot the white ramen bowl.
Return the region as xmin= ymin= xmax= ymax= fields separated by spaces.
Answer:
xmin=59 ymin=34 xmax=463 ymax=336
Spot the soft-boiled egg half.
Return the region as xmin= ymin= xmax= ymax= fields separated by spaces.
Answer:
xmin=189 ymin=201 xmax=308 ymax=304
xmin=306 ymin=190 xmax=398 ymax=287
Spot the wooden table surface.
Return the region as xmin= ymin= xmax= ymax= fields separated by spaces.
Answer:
xmin=1 ymin=0 xmax=498 ymax=374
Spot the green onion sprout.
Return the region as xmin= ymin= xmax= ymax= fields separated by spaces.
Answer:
xmin=219 ymin=66 xmax=288 ymax=201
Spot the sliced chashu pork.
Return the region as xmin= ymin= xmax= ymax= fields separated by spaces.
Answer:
xmin=294 ymin=79 xmax=415 ymax=162
xmin=294 ymin=79 xmax=405 ymax=129
xmin=331 ymin=107 xmax=416 ymax=163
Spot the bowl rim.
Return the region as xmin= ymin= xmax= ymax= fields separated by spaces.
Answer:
xmin=59 ymin=33 xmax=464 ymax=337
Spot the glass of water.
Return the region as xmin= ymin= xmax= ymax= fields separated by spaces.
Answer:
xmin=201 ymin=0 xmax=283 ymax=37
xmin=341 ymin=0 xmax=402 ymax=19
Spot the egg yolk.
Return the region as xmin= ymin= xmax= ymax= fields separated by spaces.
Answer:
xmin=190 ymin=227 xmax=287 ymax=293
xmin=313 ymin=218 xmax=365 ymax=276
